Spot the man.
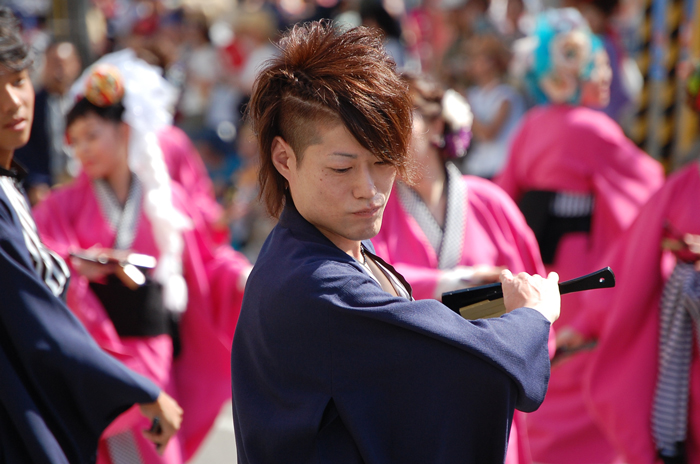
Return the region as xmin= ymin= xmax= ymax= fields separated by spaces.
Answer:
xmin=14 ymin=39 xmax=81 ymax=204
xmin=0 ymin=8 xmax=182 ymax=463
xmin=231 ymin=21 xmax=560 ymax=463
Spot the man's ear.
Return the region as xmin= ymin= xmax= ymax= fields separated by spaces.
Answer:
xmin=271 ymin=136 xmax=296 ymax=181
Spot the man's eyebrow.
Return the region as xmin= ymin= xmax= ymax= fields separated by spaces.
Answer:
xmin=330 ymin=152 xmax=358 ymax=159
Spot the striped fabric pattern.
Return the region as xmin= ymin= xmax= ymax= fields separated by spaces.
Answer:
xmin=652 ymin=262 xmax=700 ymax=457
xmin=106 ymin=430 xmax=144 ymax=464
xmin=0 ymin=176 xmax=69 ymax=298
xmin=550 ymin=191 xmax=594 ymax=218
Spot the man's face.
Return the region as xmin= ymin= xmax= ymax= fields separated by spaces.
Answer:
xmin=0 ymin=68 xmax=34 ymax=161
xmin=43 ymin=43 xmax=81 ymax=96
xmin=275 ymin=123 xmax=397 ymax=253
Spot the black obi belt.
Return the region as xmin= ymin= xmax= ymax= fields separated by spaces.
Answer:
xmin=518 ymin=190 xmax=594 ymax=264
xmin=89 ymin=275 xmax=169 ymax=337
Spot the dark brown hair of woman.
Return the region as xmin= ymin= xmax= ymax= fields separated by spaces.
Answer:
xmin=402 ymin=72 xmax=445 ymax=121
xmin=248 ymin=20 xmax=414 ymax=218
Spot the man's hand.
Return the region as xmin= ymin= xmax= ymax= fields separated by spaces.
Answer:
xmin=139 ymin=392 xmax=183 ymax=455
xmin=500 ymin=270 xmax=561 ymax=323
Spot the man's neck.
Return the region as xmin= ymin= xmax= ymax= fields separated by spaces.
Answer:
xmin=0 ymin=150 xmax=13 ymax=170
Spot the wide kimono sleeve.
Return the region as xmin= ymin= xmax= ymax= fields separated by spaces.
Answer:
xmin=0 ymin=191 xmax=160 ymax=464
xmin=158 ymin=125 xmax=229 ymax=247
xmin=579 ymin=114 xmax=664 ymax=258
xmin=233 ymin=222 xmax=552 ymax=463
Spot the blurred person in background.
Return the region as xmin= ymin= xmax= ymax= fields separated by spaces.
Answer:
xmin=567 ymin=62 xmax=700 ymax=464
xmin=404 ymin=0 xmax=451 ymax=74
xmin=565 ymin=0 xmax=643 ymax=125
xmin=359 ymin=0 xmax=414 ymax=71
xmin=0 ymin=8 xmax=184 ymax=462
xmin=441 ymin=0 xmax=497 ymax=91
xmin=225 ymin=9 xmax=279 ymax=111
xmin=14 ymin=40 xmax=82 ymax=205
xmin=192 ymin=128 xmax=240 ymax=202
xmin=494 ymin=9 xmax=664 ymax=464
xmin=498 ymin=0 xmax=530 ymax=44
xmin=33 ymin=55 xmax=251 ymax=463
xmin=462 ymin=33 xmax=525 ymax=179
xmin=176 ymin=10 xmax=220 ymax=136
xmin=226 ymin=119 xmax=277 ymax=263
xmin=372 ymin=73 xmax=549 ymax=464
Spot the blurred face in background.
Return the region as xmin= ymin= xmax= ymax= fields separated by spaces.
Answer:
xmin=67 ymin=113 xmax=129 ymax=181
xmin=43 ymin=43 xmax=82 ymax=96
xmin=410 ymin=110 xmax=444 ymax=167
xmin=580 ymin=50 xmax=612 ymax=108
xmin=0 ymin=68 xmax=34 ymax=163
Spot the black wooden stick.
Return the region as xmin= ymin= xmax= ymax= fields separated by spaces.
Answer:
xmin=442 ymin=267 xmax=615 ymax=312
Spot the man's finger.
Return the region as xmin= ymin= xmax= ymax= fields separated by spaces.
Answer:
xmin=499 ymin=269 xmax=513 ymax=283
xmin=547 ymin=271 xmax=560 ymax=282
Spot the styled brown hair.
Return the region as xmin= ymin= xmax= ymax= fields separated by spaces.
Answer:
xmin=248 ymin=20 xmax=414 ymax=218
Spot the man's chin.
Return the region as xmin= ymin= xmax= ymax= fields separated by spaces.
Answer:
xmin=355 ymin=220 xmax=383 ymax=241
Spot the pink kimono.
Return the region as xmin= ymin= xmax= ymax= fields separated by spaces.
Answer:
xmin=33 ymin=173 xmax=250 ymax=463
xmin=582 ymin=162 xmax=700 ymax=464
xmin=372 ymin=167 xmax=547 ymax=464
xmin=157 ymin=125 xmax=229 ymax=247
xmin=494 ymin=104 xmax=664 ymax=464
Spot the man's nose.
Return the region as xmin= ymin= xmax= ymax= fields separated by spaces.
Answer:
xmin=353 ymin=165 xmax=378 ymax=199
xmin=0 ymin=84 xmax=21 ymax=114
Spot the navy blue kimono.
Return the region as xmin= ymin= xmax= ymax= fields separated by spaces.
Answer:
xmin=0 ymin=181 xmax=160 ymax=463
xmin=231 ymin=201 xmax=552 ymax=463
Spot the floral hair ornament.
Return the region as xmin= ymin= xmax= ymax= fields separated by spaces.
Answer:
xmin=84 ymin=64 xmax=125 ymax=107
xmin=441 ymin=89 xmax=473 ymax=159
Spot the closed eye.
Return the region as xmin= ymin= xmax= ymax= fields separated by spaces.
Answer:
xmin=331 ymin=167 xmax=351 ymax=173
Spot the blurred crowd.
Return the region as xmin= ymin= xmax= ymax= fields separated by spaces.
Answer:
xmin=9 ymin=0 xmax=664 ymax=264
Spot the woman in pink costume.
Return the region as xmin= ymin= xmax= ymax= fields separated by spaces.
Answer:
xmin=571 ymin=161 xmax=700 ymax=464
xmin=494 ymin=9 xmax=664 ymax=464
xmin=372 ymin=74 xmax=546 ymax=464
xmin=33 ymin=54 xmax=251 ymax=464
xmin=568 ymin=67 xmax=700 ymax=464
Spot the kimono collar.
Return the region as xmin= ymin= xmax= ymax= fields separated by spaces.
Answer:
xmin=0 ymin=160 xmax=28 ymax=182
xmin=278 ymin=195 xmax=412 ymax=298
xmin=396 ymin=162 xmax=467 ymax=269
